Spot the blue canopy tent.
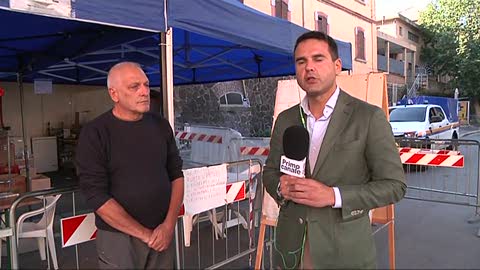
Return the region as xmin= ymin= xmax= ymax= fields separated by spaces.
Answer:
xmin=0 ymin=0 xmax=352 ymax=86
xmin=0 ymin=8 xmax=156 ymax=81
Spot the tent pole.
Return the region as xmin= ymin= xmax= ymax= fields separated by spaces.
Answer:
xmin=160 ymin=28 xmax=175 ymax=128
xmin=17 ymin=72 xmax=31 ymax=190
xmin=158 ymin=32 xmax=164 ymax=115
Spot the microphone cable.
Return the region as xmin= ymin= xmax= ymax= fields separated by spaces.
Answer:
xmin=274 ymin=95 xmax=310 ymax=268
xmin=298 ymin=89 xmax=307 ymax=129
xmin=273 ymin=219 xmax=308 ymax=269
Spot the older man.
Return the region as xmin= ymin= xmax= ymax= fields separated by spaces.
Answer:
xmin=76 ymin=62 xmax=184 ymax=269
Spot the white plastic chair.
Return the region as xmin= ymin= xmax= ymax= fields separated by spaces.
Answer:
xmin=15 ymin=195 xmax=62 ymax=269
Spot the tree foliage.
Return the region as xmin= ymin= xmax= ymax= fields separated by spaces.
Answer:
xmin=419 ymin=0 xmax=480 ymax=97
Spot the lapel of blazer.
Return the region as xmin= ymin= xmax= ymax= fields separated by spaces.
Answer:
xmin=312 ymin=90 xmax=355 ymax=177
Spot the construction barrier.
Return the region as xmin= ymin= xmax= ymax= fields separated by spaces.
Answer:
xmin=395 ymin=137 xmax=480 ymax=236
xmin=177 ymin=124 xmax=242 ymax=167
xmin=395 ymin=138 xmax=476 ymax=207
xmin=175 ymin=159 xmax=263 ymax=269
xmin=229 ymin=137 xmax=270 ymax=165
xmin=175 ymin=131 xmax=223 ymax=144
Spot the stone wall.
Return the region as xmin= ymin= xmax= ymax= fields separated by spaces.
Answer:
xmin=174 ymin=76 xmax=290 ymax=137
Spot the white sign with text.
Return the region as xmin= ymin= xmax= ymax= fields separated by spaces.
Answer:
xmin=183 ymin=164 xmax=227 ymax=215
xmin=280 ymin=156 xmax=305 ymax=178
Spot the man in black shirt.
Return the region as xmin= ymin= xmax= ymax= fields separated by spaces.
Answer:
xmin=75 ymin=62 xmax=184 ymax=269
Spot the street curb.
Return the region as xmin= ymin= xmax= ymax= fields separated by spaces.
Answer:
xmin=461 ymin=130 xmax=480 ymax=138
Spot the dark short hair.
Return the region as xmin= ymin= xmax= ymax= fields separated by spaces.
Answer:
xmin=294 ymin=31 xmax=339 ymax=60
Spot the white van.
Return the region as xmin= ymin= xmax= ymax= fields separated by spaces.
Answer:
xmin=389 ymin=104 xmax=459 ymax=141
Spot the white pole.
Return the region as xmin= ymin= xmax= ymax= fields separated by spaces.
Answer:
xmin=160 ymin=28 xmax=175 ymax=128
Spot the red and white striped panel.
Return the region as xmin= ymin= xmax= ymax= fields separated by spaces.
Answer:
xmin=226 ymin=181 xmax=246 ymax=203
xmin=398 ymin=147 xmax=460 ymax=155
xmin=175 ymin=131 xmax=222 ymax=144
xmin=240 ymin=146 xmax=270 ymax=156
xmin=399 ymin=152 xmax=464 ymax=168
xmin=61 ymin=213 xmax=97 ymax=248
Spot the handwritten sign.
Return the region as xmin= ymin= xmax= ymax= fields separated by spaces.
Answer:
xmin=183 ymin=164 xmax=227 ymax=215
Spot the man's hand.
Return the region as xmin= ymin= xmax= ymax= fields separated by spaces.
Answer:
xmin=280 ymin=175 xmax=335 ymax=208
xmin=147 ymin=223 xmax=175 ymax=252
xmin=96 ymin=199 xmax=156 ymax=245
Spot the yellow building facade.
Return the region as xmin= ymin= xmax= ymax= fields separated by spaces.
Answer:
xmin=242 ymin=0 xmax=378 ymax=75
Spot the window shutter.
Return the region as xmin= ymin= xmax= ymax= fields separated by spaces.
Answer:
xmin=355 ymin=27 xmax=366 ymax=60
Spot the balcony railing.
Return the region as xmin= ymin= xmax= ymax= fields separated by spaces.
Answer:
xmin=377 ymin=54 xmax=405 ymax=76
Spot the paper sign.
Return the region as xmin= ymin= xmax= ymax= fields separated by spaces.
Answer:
xmin=34 ymin=79 xmax=53 ymax=94
xmin=183 ymin=164 xmax=227 ymax=215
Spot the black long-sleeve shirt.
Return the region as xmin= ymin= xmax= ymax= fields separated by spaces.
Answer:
xmin=75 ymin=110 xmax=183 ymax=231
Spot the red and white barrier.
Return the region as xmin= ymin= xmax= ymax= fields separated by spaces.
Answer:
xmin=399 ymin=152 xmax=464 ymax=168
xmin=175 ymin=131 xmax=222 ymax=144
xmin=398 ymin=147 xmax=460 ymax=155
xmin=226 ymin=181 xmax=246 ymax=203
xmin=61 ymin=213 xmax=97 ymax=248
xmin=240 ymin=146 xmax=270 ymax=156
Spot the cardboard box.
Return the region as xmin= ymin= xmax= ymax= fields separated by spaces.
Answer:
xmin=16 ymin=157 xmax=36 ymax=178
xmin=20 ymin=167 xmax=37 ymax=178
xmin=0 ymin=174 xmax=26 ymax=193
xmin=30 ymin=174 xmax=51 ymax=191
xmin=15 ymin=157 xmax=34 ymax=168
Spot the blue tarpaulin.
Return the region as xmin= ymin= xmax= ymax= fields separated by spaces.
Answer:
xmin=0 ymin=0 xmax=352 ymax=85
xmin=0 ymin=8 xmax=152 ymax=77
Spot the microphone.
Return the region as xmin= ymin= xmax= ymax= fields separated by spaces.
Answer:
xmin=280 ymin=126 xmax=309 ymax=178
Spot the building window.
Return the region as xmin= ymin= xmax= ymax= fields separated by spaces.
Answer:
xmin=355 ymin=27 xmax=366 ymax=61
xmin=398 ymin=26 xmax=403 ymax=36
xmin=271 ymin=0 xmax=290 ymax=20
xmin=315 ymin=12 xmax=329 ymax=34
xmin=219 ymin=92 xmax=250 ymax=107
xmin=408 ymin=31 xmax=419 ymax=43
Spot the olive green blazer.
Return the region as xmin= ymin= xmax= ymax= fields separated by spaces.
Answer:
xmin=263 ymin=90 xmax=406 ymax=269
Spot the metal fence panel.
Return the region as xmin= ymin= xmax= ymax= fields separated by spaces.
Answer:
xmin=175 ymin=159 xmax=263 ymax=269
xmin=395 ymin=138 xmax=480 ymax=215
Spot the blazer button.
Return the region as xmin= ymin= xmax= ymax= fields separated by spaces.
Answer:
xmin=298 ymin=218 xmax=304 ymax=224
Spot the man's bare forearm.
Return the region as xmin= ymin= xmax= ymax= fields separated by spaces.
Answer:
xmin=96 ymin=198 xmax=151 ymax=242
xmin=163 ymin=177 xmax=184 ymax=228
